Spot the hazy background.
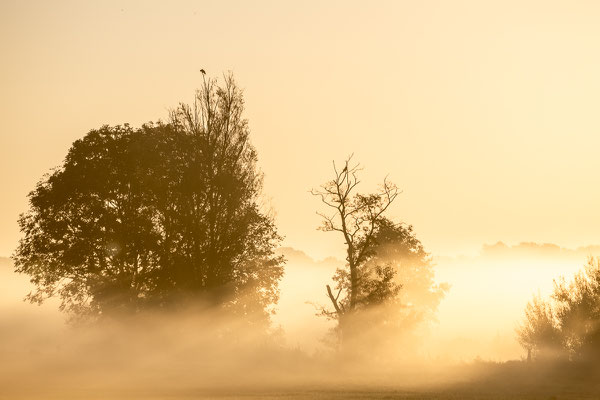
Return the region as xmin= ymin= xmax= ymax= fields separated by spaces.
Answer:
xmin=2 ymin=0 xmax=600 ymax=368
xmin=274 ymin=243 xmax=600 ymax=361
xmin=2 ymin=242 xmax=596 ymax=363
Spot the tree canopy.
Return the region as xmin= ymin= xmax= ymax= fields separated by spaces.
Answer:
xmin=13 ymin=75 xmax=284 ymax=319
xmin=362 ymin=219 xmax=449 ymax=327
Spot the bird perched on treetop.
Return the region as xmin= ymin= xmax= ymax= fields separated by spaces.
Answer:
xmin=200 ymin=69 xmax=206 ymax=74
xmin=342 ymin=165 xmax=348 ymax=173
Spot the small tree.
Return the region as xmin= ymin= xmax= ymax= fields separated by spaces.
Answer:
xmin=311 ymin=156 xmax=400 ymax=339
xmin=553 ymin=257 xmax=600 ymax=360
xmin=517 ymin=257 xmax=600 ymax=361
xmin=516 ymin=294 xmax=563 ymax=360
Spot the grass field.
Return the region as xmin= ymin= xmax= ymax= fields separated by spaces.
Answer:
xmin=10 ymin=365 xmax=600 ymax=400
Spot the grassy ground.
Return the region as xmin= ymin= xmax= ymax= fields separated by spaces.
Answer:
xmin=4 ymin=360 xmax=600 ymax=400
xmin=155 ymin=361 xmax=600 ymax=400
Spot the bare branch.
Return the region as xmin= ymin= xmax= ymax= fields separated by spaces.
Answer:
xmin=313 ymin=155 xmax=400 ymax=315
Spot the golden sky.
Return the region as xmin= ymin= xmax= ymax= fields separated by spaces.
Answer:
xmin=2 ymin=0 xmax=600 ymax=259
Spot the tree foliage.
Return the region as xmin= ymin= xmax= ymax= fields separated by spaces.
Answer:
xmin=13 ymin=74 xmax=284 ymax=319
xmin=517 ymin=257 xmax=600 ymax=361
xmin=516 ymin=294 xmax=563 ymax=360
xmin=362 ymin=219 xmax=449 ymax=327
xmin=312 ymin=157 xmax=447 ymax=352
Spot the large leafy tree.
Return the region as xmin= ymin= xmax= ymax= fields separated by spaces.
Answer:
xmin=14 ymin=74 xmax=284 ymax=318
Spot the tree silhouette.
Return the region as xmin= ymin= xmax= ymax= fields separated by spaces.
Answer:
xmin=517 ymin=257 xmax=600 ymax=361
xmin=517 ymin=294 xmax=563 ymax=360
xmin=312 ymin=157 xmax=446 ymax=354
xmin=311 ymin=156 xmax=400 ymax=338
xmin=13 ymin=74 xmax=284 ymax=319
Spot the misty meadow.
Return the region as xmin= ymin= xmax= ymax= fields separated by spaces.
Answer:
xmin=3 ymin=1 xmax=600 ymax=399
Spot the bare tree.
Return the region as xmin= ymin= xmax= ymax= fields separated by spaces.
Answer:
xmin=311 ymin=155 xmax=399 ymax=322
